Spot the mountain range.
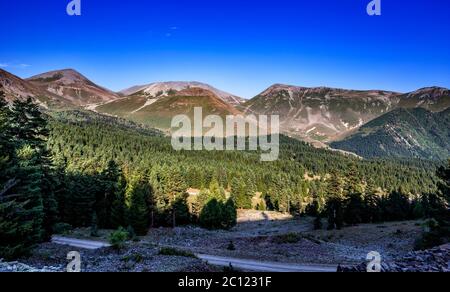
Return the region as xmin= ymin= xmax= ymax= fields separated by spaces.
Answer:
xmin=1 ymin=67 xmax=449 ymax=160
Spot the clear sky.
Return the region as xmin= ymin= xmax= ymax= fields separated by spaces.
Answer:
xmin=1 ymin=0 xmax=449 ymax=98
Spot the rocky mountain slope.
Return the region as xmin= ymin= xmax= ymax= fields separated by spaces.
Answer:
xmin=330 ymin=107 xmax=450 ymax=160
xmin=27 ymin=69 xmax=119 ymax=106
xmin=397 ymin=87 xmax=450 ymax=112
xmin=0 ymin=69 xmax=67 ymax=108
xmin=97 ymin=87 xmax=242 ymax=132
xmin=243 ymin=85 xmax=450 ymax=147
xmin=243 ymin=84 xmax=400 ymax=144
xmin=120 ymin=81 xmax=245 ymax=106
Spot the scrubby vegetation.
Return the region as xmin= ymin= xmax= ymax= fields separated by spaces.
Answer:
xmin=159 ymin=247 xmax=196 ymax=258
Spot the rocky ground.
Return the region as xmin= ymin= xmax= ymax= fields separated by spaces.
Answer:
xmin=0 ymin=242 xmax=217 ymax=273
xmin=143 ymin=213 xmax=424 ymax=265
xmin=0 ymin=260 xmax=61 ymax=272
xmin=338 ymin=245 xmax=450 ymax=272
xmin=1 ymin=211 xmax=443 ymax=272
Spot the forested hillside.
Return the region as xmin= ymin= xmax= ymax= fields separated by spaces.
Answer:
xmin=331 ymin=108 xmax=450 ymax=160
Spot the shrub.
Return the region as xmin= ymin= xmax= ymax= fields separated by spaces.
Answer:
xmin=159 ymin=247 xmax=196 ymax=258
xmin=414 ymin=219 xmax=448 ymax=250
xmin=274 ymin=233 xmax=301 ymax=244
xmin=122 ymin=253 xmax=144 ymax=263
xmin=227 ymin=241 xmax=236 ymax=251
xmin=52 ymin=222 xmax=73 ymax=235
xmin=109 ymin=227 xmax=128 ymax=249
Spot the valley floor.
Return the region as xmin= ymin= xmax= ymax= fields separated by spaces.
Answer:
xmin=142 ymin=210 xmax=423 ymax=266
xmin=6 ymin=210 xmax=426 ymax=272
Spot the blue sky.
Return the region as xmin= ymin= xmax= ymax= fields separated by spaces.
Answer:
xmin=1 ymin=0 xmax=449 ymax=98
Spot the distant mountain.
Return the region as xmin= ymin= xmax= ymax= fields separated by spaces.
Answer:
xmin=27 ymin=69 xmax=119 ymax=106
xmin=120 ymin=81 xmax=245 ymax=106
xmin=243 ymin=84 xmax=400 ymax=145
xmin=330 ymin=107 xmax=450 ymax=160
xmin=0 ymin=69 xmax=67 ymax=108
xmin=244 ymin=84 xmax=450 ymax=146
xmin=397 ymin=87 xmax=450 ymax=112
xmin=97 ymin=86 xmax=242 ymax=131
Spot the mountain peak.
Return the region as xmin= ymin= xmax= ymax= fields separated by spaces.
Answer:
xmin=407 ymin=86 xmax=450 ymax=98
xmin=26 ymin=69 xmax=118 ymax=105
xmin=27 ymin=69 xmax=89 ymax=85
xmin=121 ymin=81 xmax=244 ymax=105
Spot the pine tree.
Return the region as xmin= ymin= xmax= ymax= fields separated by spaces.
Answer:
xmin=437 ymin=161 xmax=450 ymax=206
xmin=110 ymin=173 xmax=127 ymax=229
xmin=209 ymin=178 xmax=226 ymax=202
xmin=0 ymin=93 xmax=44 ymax=259
xmin=231 ymin=177 xmax=252 ymax=209
xmin=344 ymin=192 xmax=364 ymax=225
xmin=8 ymin=98 xmax=53 ymax=243
xmin=223 ymin=198 xmax=237 ymax=229
xmin=343 ymin=163 xmax=364 ymax=225
xmin=363 ymin=178 xmax=381 ymax=223
xmin=126 ymin=177 xmax=151 ymax=235
xmin=199 ymin=199 xmax=223 ymax=230
xmin=63 ymin=174 xmax=96 ymax=227
xmin=311 ymin=200 xmax=323 ymax=230
xmin=0 ymin=93 xmax=33 ymax=259
xmin=90 ymin=212 xmax=99 ymax=237
xmin=172 ymin=197 xmax=191 ymax=226
xmin=383 ymin=189 xmax=411 ymax=221
xmin=98 ymin=160 xmax=125 ymax=228
xmin=432 ymin=161 xmax=450 ymax=238
xmin=326 ymin=173 xmax=344 ymax=230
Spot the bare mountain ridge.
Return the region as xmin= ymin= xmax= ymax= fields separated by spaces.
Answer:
xmin=244 ymin=84 xmax=449 ymax=144
xmin=243 ymin=84 xmax=401 ymax=143
xmin=0 ymin=68 xmax=68 ymax=108
xmin=121 ymin=81 xmax=245 ymax=105
xmin=96 ymin=86 xmax=243 ymax=131
xmin=27 ymin=69 xmax=120 ymax=106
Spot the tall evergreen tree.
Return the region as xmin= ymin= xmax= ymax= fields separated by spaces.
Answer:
xmin=0 ymin=93 xmax=29 ymax=259
xmin=126 ymin=177 xmax=151 ymax=235
xmin=231 ymin=177 xmax=252 ymax=209
xmin=383 ymin=189 xmax=411 ymax=221
xmin=110 ymin=173 xmax=127 ymax=229
xmin=0 ymin=94 xmax=52 ymax=258
xmin=326 ymin=174 xmax=344 ymax=230
xmin=223 ymin=198 xmax=237 ymax=229
xmin=363 ymin=178 xmax=381 ymax=223
xmin=98 ymin=160 xmax=125 ymax=228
